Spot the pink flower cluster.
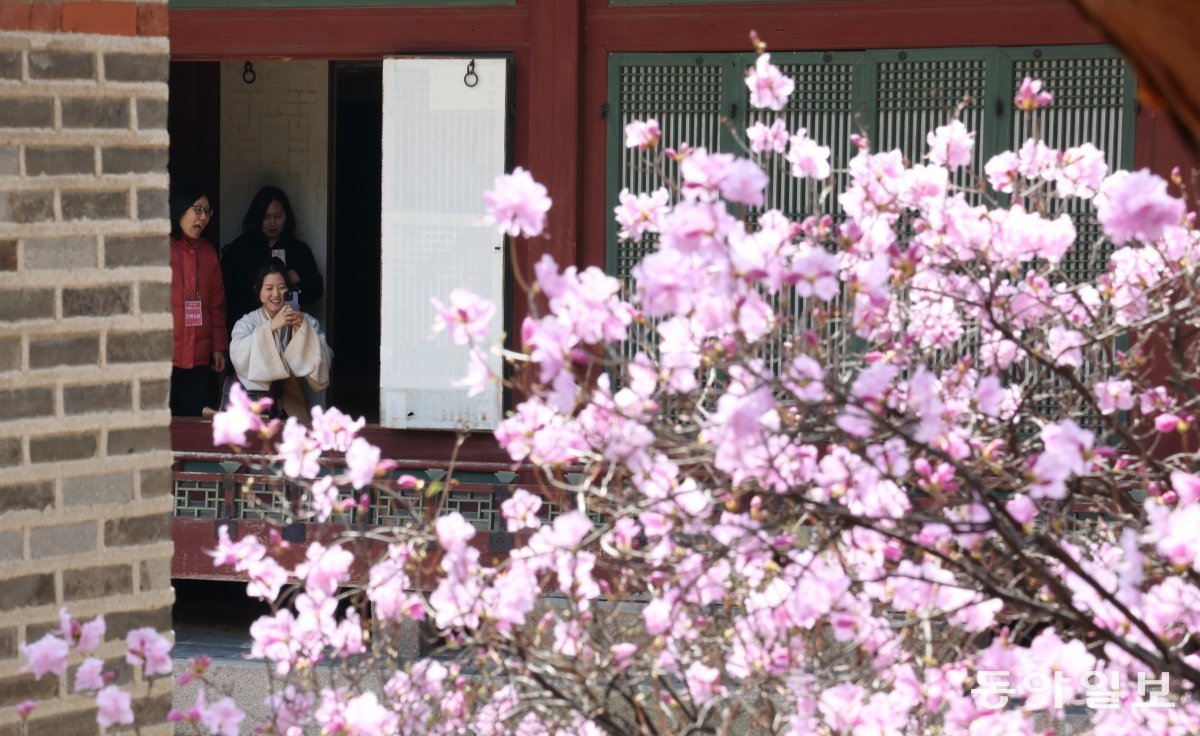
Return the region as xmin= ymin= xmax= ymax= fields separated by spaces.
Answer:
xmin=196 ymin=62 xmax=1200 ymax=736
xmin=19 ymin=609 xmax=177 ymax=732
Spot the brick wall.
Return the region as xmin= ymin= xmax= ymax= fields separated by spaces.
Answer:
xmin=0 ymin=2 xmax=173 ymax=734
xmin=220 ymin=60 xmax=329 ymax=323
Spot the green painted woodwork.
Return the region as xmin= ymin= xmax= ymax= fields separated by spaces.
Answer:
xmin=607 ymin=45 xmax=1135 ymax=285
xmin=606 ymin=45 xmax=1135 ymax=404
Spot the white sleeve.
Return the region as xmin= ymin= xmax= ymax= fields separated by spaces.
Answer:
xmin=231 ymin=314 xmax=291 ymax=388
xmin=282 ymin=315 xmax=334 ymax=391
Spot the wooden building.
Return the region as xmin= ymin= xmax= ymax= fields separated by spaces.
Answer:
xmin=166 ymin=0 xmax=1191 ymax=579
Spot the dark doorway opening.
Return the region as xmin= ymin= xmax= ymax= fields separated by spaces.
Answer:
xmin=328 ymin=62 xmax=384 ymax=423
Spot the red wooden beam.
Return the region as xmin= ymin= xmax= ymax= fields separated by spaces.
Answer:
xmin=583 ymin=0 xmax=1103 ymax=51
xmin=168 ymin=5 xmax=531 ymax=60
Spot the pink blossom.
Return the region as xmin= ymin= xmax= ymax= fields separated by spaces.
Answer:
xmin=1030 ymin=419 xmax=1093 ymax=499
xmin=926 ymin=120 xmax=974 ymax=169
xmin=610 ymin=642 xmax=638 ymax=669
xmin=501 ymin=489 xmax=543 ymax=532
xmin=16 ymin=700 xmax=35 ymax=720
xmin=20 ymin=633 xmax=69 ymax=679
xmin=623 ymin=118 xmax=661 ymax=150
xmin=1046 ymin=326 xmax=1085 ymax=368
xmin=437 ymin=513 xmax=477 ymax=552
xmin=309 ymin=476 xmax=341 ymax=523
xmin=309 ymin=406 xmax=365 ymax=452
xmin=95 ymin=685 xmax=134 ymax=729
xmin=1155 ymin=412 xmax=1187 ymax=433
xmin=680 ymin=149 xmax=733 ymax=201
xmin=746 ymin=119 xmax=788 ymax=153
xmin=1017 ymin=137 xmax=1058 ymax=180
xmin=685 ymin=661 xmax=722 ymax=705
xmin=1014 ymin=76 xmax=1053 ymax=111
xmin=245 ymin=555 xmax=289 ymax=601
xmin=976 ymin=374 xmax=1005 ymax=418
xmin=74 ymin=657 xmax=107 ymax=692
xmin=985 ymin=151 xmax=1020 ymax=193
xmin=1151 ymin=501 xmax=1200 ymax=568
xmin=614 ymin=188 xmax=670 ymax=241
xmin=786 ymin=128 xmax=831 ymax=180
xmin=1171 ymin=471 xmax=1200 ymax=506
xmin=212 ymin=381 xmax=267 ymax=447
xmin=604 ymin=517 xmax=641 ymax=555
xmin=200 ymin=696 xmax=245 ymax=736
xmin=818 ymin=682 xmax=865 ymax=732
xmin=297 ymin=542 xmax=355 ymax=600
xmin=1096 ymin=169 xmax=1185 ymax=244
xmin=643 ymin=597 xmax=673 ymax=635
xmin=718 ymin=158 xmax=769 ymax=207
xmin=1056 ymin=143 xmax=1108 ymax=198
xmin=126 ymin=627 xmax=172 ymax=677
xmin=784 ymin=355 xmax=825 ymax=402
xmin=345 ymin=436 xmax=393 ymax=489
xmin=745 ymin=53 xmax=794 ymax=111
xmin=454 ymin=346 xmax=494 ymax=398
xmin=77 ymin=616 xmax=105 ymax=654
xmin=275 ymin=417 xmax=320 ymax=479
xmin=1093 ymin=378 xmax=1134 ymax=415
xmin=431 ymin=288 xmax=496 ymax=346
xmin=1006 ymin=494 xmax=1037 ymax=527
xmin=541 ymin=511 xmax=593 ymax=550
xmin=789 ymin=243 xmax=840 ymax=300
xmin=483 ymin=166 xmax=551 ymax=238
xmin=208 ymin=524 xmax=265 ymax=569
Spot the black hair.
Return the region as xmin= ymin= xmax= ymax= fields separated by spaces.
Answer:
xmin=252 ymin=258 xmax=294 ymax=297
xmin=241 ymin=185 xmax=297 ymax=240
xmin=169 ymin=182 xmax=209 ymax=239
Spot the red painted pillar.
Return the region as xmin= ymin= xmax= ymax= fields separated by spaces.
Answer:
xmin=523 ymin=0 xmax=584 ymax=277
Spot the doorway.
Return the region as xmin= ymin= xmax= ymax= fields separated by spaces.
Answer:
xmin=328 ymin=62 xmax=383 ymax=422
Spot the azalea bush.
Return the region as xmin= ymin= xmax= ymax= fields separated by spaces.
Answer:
xmin=21 ymin=39 xmax=1200 ymax=736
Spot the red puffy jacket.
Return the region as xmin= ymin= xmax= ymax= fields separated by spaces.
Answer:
xmin=170 ymin=236 xmax=229 ymax=368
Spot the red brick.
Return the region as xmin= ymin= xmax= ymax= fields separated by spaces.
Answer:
xmin=136 ymin=2 xmax=166 ymax=36
xmin=28 ymin=2 xmax=60 ymax=32
xmin=0 ymin=1 xmax=31 ymax=31
xmin=63 ymin=2 xmax=135 ymax=36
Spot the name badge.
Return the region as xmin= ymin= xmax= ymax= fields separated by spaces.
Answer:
xmin=184 ymin=298 xmax=203 ymax=327
xmin=271 ymin=248 xmax=287 ymax=265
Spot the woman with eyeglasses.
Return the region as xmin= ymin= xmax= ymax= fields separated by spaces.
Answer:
xmin=221 ymin=186 xmax=325 ymax=329
xmin=169 ymin=183 xmax=228 ymax=417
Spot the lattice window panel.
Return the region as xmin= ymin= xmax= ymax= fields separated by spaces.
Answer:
xmin=235 ymin=479 xmax=295 ymax=522
xmin=1007 ymin=53 xmax=1131 ymax=432
xmin=373 ymin=487 xmax=425 ymax=527
xmin=747 ymin=60 xmax=859 ymax=220
xmin=614 ymin=60 xmax=725 ymax=279
xmin=742 ymin=59 xmax=863 ymax=376
xmin=1012 ymin=55 xmax=1130 ymax=285
xmin=443 ymin=489 xmax=500 ymax=531
xmin=609 ymin=46 xmax=1131 ymax=386
xmin=876 ymin=55 xmax=991 ymax=192
xmin=174 ymin=478 xmax=222 ymax=518
xmin=612 ymin=59 xmax=728 ymax=368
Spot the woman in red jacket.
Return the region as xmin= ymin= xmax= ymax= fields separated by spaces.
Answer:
xmin=169 ymin=183 xmax=228 ymax=417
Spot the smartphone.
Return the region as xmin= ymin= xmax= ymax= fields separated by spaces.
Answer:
xmin=285 ymin=291 xmax=300 ymax=309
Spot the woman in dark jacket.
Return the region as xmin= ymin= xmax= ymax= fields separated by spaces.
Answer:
xmin=221 ymin=186 xmax=325 ymax=328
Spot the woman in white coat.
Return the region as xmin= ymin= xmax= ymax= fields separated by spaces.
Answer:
xmin=230 ymin=260 xmax=332 ymax=420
